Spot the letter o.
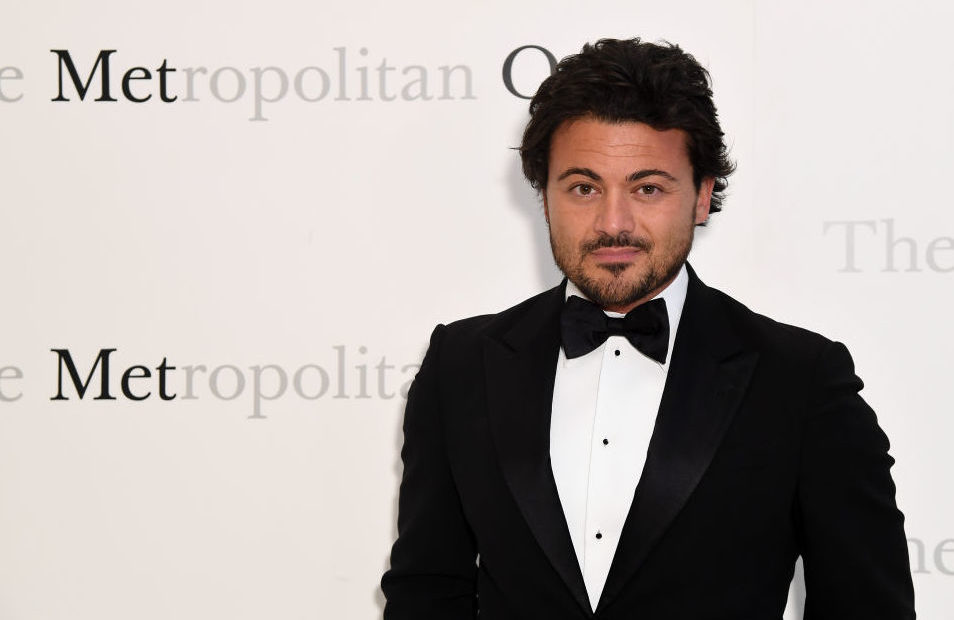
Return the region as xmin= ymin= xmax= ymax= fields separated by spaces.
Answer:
xmin=294 ymin=67 xmax=330 ymax=102
xmin=293 ymin=364 xmax=329 ymax=399
xmin=501 ymin=45 xmax=557 ymax=99
xmin=209 ymin=364 xmax=246 ymax=400
xmin=209 ymin=67 xmax=246 ymax=103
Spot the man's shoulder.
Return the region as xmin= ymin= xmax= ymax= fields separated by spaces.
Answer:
xmin=438 ymin=282 xmax=564 ymax=342
xmin=698 ymin=279 xmax=839 ymax=365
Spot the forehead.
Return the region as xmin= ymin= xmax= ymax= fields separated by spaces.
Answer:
xmin=547 ymin=117 xmax=691 ymax=177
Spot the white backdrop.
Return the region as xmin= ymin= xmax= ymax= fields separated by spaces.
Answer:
xmin=1 ymin=1 xmax=950 ymax=618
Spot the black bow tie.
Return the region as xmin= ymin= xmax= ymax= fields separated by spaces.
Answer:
xmin=560 ymin=295 xmax=670 ymax=363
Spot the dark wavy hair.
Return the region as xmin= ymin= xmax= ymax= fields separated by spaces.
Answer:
xmin=519 ymin=38 xmax=735 ymax=214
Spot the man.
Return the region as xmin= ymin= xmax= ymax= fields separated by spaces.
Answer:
xmin=381 ymin=38 xmax=915 ymax=619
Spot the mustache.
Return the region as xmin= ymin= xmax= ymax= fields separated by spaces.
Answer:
xmin=580 ymin=232 xmax=652 ymax=254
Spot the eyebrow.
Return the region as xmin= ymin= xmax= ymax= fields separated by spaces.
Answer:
xmin=556 ymin=167 xmax=678 ymax=183
xmin=628 ymin=169 xmax=677 ymax=183
xmin=557 ymin=167 xmax=602 ymax=182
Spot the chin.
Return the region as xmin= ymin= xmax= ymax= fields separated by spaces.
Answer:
xmin=596 ymin=263 xmax=636 ymax=278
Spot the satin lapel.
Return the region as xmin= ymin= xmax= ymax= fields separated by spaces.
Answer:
xmin=597 ymin=268 xmax=759 ymax=612
xmin=483 ymin=282 xmax=592 ymax=617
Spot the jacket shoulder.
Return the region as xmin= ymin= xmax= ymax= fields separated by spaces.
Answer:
xmin=436 ymin=283 xmax=564 ymax=347
xmin=700 ymin=282 xmax=838 ymax=365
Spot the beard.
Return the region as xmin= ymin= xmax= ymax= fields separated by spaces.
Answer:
xmin=549 ymin=228 xmax=694 ymax=310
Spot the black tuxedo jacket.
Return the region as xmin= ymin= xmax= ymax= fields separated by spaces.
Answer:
xmin=382 ymin=267 xmax=914 ymax=619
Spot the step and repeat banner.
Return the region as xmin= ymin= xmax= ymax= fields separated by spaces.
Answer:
xmin=1 ymin=1 xmax=951 ymax=618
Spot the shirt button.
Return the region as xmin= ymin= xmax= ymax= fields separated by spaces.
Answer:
xmin=595 ymin=531 xmax=603 ymax=540
xmin=614 ymin=349 xmax=620 ymax=356
xmin=602 ymin=438 xmax=609 ymax=446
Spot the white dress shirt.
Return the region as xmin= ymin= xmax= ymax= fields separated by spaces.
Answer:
xmin=549 ymin=265 xmax=688 ymax=611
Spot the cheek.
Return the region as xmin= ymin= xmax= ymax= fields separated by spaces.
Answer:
xmin=549 ymin=212 xmax=587 ymax=240
xmin=642 ymin=213 xmax=691 ymax=244
xmin=549 ymin=224 xmax=576 ymax=251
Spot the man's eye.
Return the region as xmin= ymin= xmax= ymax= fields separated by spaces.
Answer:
xmin=638 ymin=185 xmax=660 ymax=196
xmin=572 ymin=184 xmax=596 ymax=196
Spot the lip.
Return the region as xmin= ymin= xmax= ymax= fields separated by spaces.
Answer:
xmin=589 ymin=247 xmax=642 ymax=261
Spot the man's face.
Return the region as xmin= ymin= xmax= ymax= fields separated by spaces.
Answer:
xmin=543 ymin=116 xmax=714 ymax=313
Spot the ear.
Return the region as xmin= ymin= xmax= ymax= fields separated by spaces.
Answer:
xmin=542 ymin=190 xmax=550 ymax=225
xmin=694 ymin=177 xmax=715 ymax=225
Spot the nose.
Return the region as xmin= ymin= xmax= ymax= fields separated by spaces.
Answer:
xmin=593 ymin=188 xmax=635 ymax=235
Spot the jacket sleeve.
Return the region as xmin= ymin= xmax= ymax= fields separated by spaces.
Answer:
xmin=381 ymin=324 xmax=478 ymax=619
xmin=798 ymin=340 xmax=915 ymax=619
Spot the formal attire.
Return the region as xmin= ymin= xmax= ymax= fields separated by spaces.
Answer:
xmin=382 ymin=264 xmax=915 ymax=619
xmin=551 ymin=267 xmax=688 ymax=610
